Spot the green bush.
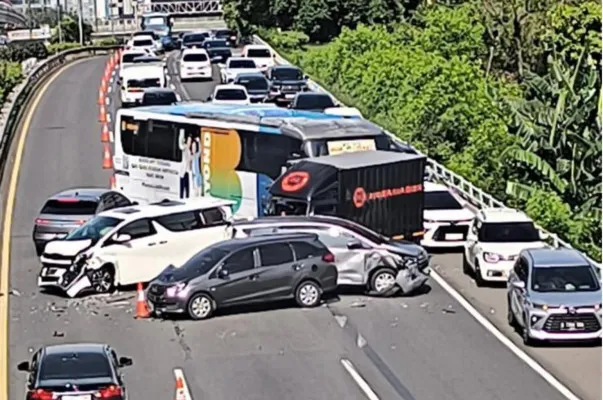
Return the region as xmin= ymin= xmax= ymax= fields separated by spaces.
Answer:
xmin=95 ymin=37 xmax=120 ymax=46
xmin=0 ymin=42 xmax=48 ymax=63
xmin=0 ymin=62 xmax=23 ymax=104
xmin=46 ymin=42 xmax=81 ymax=55
xmin=258 ymin=28 xmax=309 ymax=51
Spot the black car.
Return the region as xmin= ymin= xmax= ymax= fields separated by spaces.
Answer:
xmin=139 ymin=88 xmax=179 ymax=106
xmin=33 ymin=188 xmax=133 ymax=255
xmin=203 ymin=39 xmax=232 ymax=63
xmin=17 ymin=343 xmax=132 ymax=400
xmin=147 ymin=233 xmax=339 ymax=320
xmin=289 ymin=92 xmax=337 ymax=112
xmin=181 ymin=31 xmax=210 ymax=49
xmin=266 ymin=65 xmax=308 ymax=104
xmin=211 ymin=28 xmax=237 ymax=47
xmin=234 ymin=73 xmax=270 ymax=103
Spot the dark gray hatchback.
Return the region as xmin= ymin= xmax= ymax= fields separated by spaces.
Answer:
xmin=33 ymin=188 xmax=132 ymax=255
xmin=147 ymin=233 xmax=338 ymax=320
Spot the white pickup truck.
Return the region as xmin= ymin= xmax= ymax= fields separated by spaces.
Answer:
xmin=219 ymin=57 xmax=261 ymax=84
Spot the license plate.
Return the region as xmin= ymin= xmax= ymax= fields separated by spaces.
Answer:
xmin=61 ymin=395 xmax=91 ymax=400
xmin=445 ymin=233 xmax=464 ymax=241
xmin=561 ymin=321 xmax=584 ymax=329
xmin=285 ymin=94 xmax=295 ymax=99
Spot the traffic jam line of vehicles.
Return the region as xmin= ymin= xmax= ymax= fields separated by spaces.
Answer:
xmin=12 ymin=24 xmax=600 ymax=400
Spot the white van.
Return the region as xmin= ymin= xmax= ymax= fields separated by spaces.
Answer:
xmin=120 ymin=64 xmax=165 ymax=106
xmin=119 ymin=49 xmax=155 ymax=81
xmin=39 ymin=198 xmax=235 ymax=296
xmin=241 ymin=45 xmax=275 ymax=72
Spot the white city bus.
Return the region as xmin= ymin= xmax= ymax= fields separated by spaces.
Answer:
xmin=113 ymin=103 xmax=413 ymax=218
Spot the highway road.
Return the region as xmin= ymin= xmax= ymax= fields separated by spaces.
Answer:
xmin=0 ymin=51 xmax=597 ymax=400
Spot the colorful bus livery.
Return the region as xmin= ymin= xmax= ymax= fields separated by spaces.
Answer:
xmin=113 ymin=103 xmax=417 ymax=218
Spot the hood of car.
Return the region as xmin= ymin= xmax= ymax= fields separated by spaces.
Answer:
xmin=382 ymin=239 xmax=426 ymax=258
xmin=530 ymin=290 xmax=602 ymax=307
xmin=424 ymin=208 xmax=474 ymax=222
xmin=479 ymin=241 xmax=547 ymax=257
xmin=43 ymin=239 xmax=92 ymax=257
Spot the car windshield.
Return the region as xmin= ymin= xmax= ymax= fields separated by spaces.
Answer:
xmin=66 ymin=216 xmax=122 ymax=243
xmin=205 ymin=40 xmax=226 ymax=48
xmin=215 ymin=89 xmax=247 ymax=100
xmin=294 ymin=94 xmax=335 ymax=110
xmin=272 ymin=68 xmax=303 ymax=81
xmin=214 ymin=30 xmax=234 ymax=38
xmin=183 ymin=33 xmax=207 ymax=43
xmin=142 ymin=92 xmax=177 ymax=105
xmin=39 ymin=352 xmax=112 ymax=380
xmin=183 ymin=53 xmax=208 ymax=62
xmin=41 ymin=199 xmax=98 ymax=215
xmin=133 ymin=39 xmax=153 ymax=47
xmin=424 ymin=191 xmax=464 ymax=210
xmin=478 ymin=222 xmax=540 ymax=242
xmin=532 ymin=266 xmax=600 ymax=292
xmin=229 ymin=59 xmax=255 ymax=69
xmin=237 ymin=76 xmax=268 ymax=90
xmin=170 ymin=248 xmax=229 ymax=280
xmin=122 ymin=53 xmax=145 ymax=63
xmin=127 ymin=78 xmax=161 ymax=88
xmin=247 ymin=48 xmax=271 ymax=58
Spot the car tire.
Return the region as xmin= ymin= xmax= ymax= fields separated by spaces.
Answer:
xmin=35 ymin=244 xmax=44 ymax=257
xmin=522 ymin=314 xmax=536 ymax=346
xmin=187 ymin=293 xmax=215 ymax=320
xmin=474 ymin=260 xmax=486 ymax=287
xmin=295 ymin=280 xmax=322 ymax=308
xmin=369 ymin=268 xmax=398 ymax=297
xmin=507 ymin=295 xmax=517 ymax=329
xmin=462 ymin=251 xmax=471 ymax=275
xmin=90 ymin=265 xmax=115 ymax=294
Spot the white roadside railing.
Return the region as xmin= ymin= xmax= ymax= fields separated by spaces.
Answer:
xmin=252 ymin=34 xmax=602 ymax=268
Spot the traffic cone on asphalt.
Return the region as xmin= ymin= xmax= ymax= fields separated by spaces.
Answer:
xmin=100 ymin=78 xmax=107 ymax=92
xmin=135 ymin=282 xmax=150 ymax=319
xmin=113 ymin=51 xmax=119 ymax=65
xmin=109 ymin=175 xmax=116 ymax=189
xmin=175 ymin=377 xmax=186 ymax=400
xmin=98 ymin=104 xmax=107 ymax=123
xmin=97 ymin=88 xmax=105 ymax=105
xmin=102 ymin=144 xmax=113 ymax=169
xmin=101 ymin=123 xmax=110 ymax=143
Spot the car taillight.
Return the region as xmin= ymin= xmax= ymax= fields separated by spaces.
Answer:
xmin=57 ymin=198 xmax=79 ymax=203
xmin=96 ymin=385 xmax=122 ymax=398
xmin=35 ymin=218 xmax=50 ymax=225
xmin=322 ymin=253 xmax=335 ymax=263
xmin=29 ymin=389 xmax=53 ymax=400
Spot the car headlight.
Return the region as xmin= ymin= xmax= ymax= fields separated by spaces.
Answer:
xmin=403 ymin=257 xmax=419 ymax=268
xmin=594 ymin=303 xmax=601 ymax=311
xmin=483 ymin=252 xmax=502 ymax=263
xmin=528 ymin=302 xmax=550 ymax=311
xmin=166 ymin=282 xmax=187 ymax=297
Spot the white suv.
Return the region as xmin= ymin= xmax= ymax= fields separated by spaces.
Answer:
xmin=463 ymin=208 xmax=547 ymax=286
xmin=179 ymin=48 xmax=212 ymax=81
xmin=39 ymin=198 xmax=234 ymax=296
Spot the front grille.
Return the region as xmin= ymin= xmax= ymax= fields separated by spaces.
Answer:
xmin=43 ymin=253 xmax=74 ymax=261
xmin=149 ymin=285 xmax=166 ymax=296
xmin=543 ymin=313 xmax=601 ymax=333
xmin=432 ymin=225 xmax=469 ymax=241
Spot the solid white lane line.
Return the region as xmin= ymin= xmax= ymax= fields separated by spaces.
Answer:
xmin=173 ymin=368 xmax=193 ymax=400
xmin=340 ymin=359 xmax=380 ymax=400
xmin=429 ymin=271 xmax=582 ymax=400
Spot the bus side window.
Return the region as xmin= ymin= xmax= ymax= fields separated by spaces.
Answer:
xmin=147 ymin=119 xmax=179 ymax=162
xmin=121 ymin=116 xmax=148 ymax=157
xmin=247 ymin=133 xmax=301 ymax=179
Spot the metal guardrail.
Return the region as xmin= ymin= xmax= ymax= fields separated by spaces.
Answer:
xmin=252 ymin=34 xmax=602 ymax=267
xmin=0 ymin=45 xmax=121 ymax=182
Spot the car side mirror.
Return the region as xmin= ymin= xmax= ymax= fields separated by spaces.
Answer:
xmin=118 ymin=356 xmax=133 ymax=367
xmin=112 ymin=233 xmax=131 ymax=244
xmin=17 ymin=361 xmax=30 ymax=371
xmin=347 ymin=240 xmax=364 ymax=250
xmin=219 ymin=268 xmax=230 ymax=279
xmin=131 ymin=201 xmax=139 ymax=206
xmin=511 ymin=281 xmax=525 ymax=290
xmin=539 ymin=231 xmax=549 ymax=241
xmin=303 ymin=75 xmax=308 ymax=80
xmin=206 ymin=96 xmax=212 ymax=101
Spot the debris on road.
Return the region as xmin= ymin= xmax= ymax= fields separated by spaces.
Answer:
xmin=489 ymin=308 xmax=496 ymax=314
xmin=9 ymin=289 xmax=21 ymax=296
xmin=400 ymin=302 xmax=408 ymax=309
xmin=350 ymin=301 xmax=366 ymax=308
xmin=52 ymin=330 xmax=65 ymax=337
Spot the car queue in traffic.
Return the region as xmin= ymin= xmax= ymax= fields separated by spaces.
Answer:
xmin=20 ymin=23 xmax=601 ymax=400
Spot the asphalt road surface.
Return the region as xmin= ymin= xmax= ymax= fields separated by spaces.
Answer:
xmin=1 ymin=52 xmax=597 ymax=400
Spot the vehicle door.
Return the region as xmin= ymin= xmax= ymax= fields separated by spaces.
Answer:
xmin=252 ymin=242 xmax=297 ymax=300
xmin=211 ymin=247 xmax=259 ymax=306
xmin=103 ymin=218 xmax=166 ymax=285
xmin=509 ymin=258 xmax=529 ymax=322
xmin=109 ymin=349 xmax=125 ymax=387
xmin=315 ymin=228 xmax=370 ymax=285
xmin=465 ymin=219 xmax=480 ymax=268
xmin=26 ymin=350 xmax=41 ymax=390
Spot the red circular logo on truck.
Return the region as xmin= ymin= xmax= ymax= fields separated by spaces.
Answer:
xmin=353 ymin=187 xmax=367 ymax=208
xmin=281 ymin=171 xmax=310 ymax=192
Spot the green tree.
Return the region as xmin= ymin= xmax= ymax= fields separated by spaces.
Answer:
xmin=50 ymin=15 xmax=92 ymax=44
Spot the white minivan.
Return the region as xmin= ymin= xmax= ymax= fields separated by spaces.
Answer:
xmin=39 ymin=198 xmax=235 ymax=297
xmin=120 ymin=64 xmax=165 ymax=106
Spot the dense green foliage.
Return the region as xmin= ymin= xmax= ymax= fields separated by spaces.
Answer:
xmin=0 ymin=42 xmax=48 ymax=63
xmin=47 ymin=42 xmax=81 ymax=55
xmin=226 ymin=0 xmax=602 ymax=260
xmin=0 ymin=62 xmax=23 ymax=105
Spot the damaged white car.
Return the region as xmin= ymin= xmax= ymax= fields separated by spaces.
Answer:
xmin=232 ymin=215 xmax=431 ymax=296
xmin=39 ymin=198 xmax=235 ymax=297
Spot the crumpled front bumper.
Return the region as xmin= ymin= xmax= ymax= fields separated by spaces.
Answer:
xmin=396 ymin=265 xmax=430 ymax=294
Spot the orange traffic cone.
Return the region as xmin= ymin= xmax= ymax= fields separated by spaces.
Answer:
xmin=98 ymin=104 xmax=107 ymax=123
xmin=135 ymin=282 xmax=150 ymax=319
xmin=175 ymin=377 xmax=186 ymax=400
xmin=100 ymin=79 xmax=107 ymax=93
xmin=113 ymin=51 xmax=119 ymax=65
xmin=109 ymin=175 xmax=116 ymax=189
xmin=101 ymin=123 xmax=110 ymax=142
xmin=97 ymin=88 xmax=105 ymax=105
xmin=102 ymin=144 xmax=113 ymax=169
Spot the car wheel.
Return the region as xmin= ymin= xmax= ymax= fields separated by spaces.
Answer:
xmin=474 ymin=260 xmax=485 ymax=287
xmin=369 ymin=268 xmax=398 ymax=296
xmin=522 ymin=314 xmax=535 ymax=346
xmin=462 ymin=251 xmax=471 ymax=275
xmin=90 ymin=265 xmax=115 ymax=294
xmin=507 ymin=295 xmax=517 ymax=329
xmin=295 ymin=280 xmax=322 ymax=308
xmin=187 ymin=293 xmax=215 ymax=320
